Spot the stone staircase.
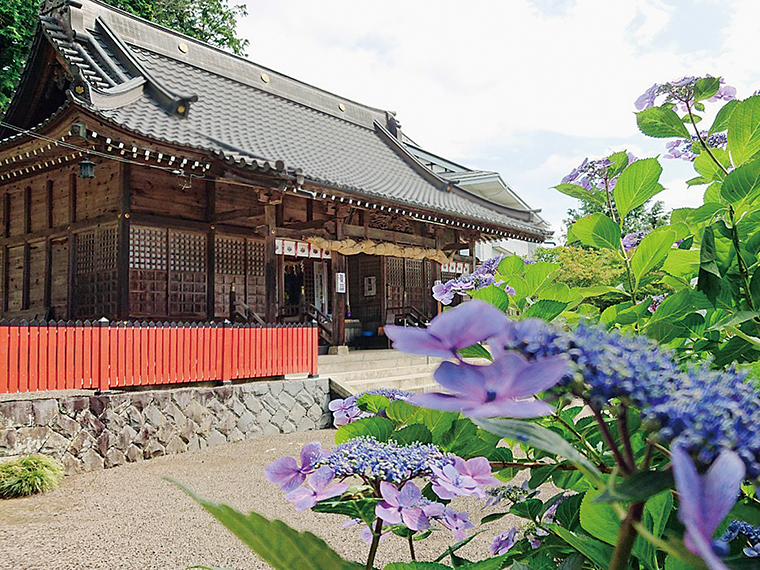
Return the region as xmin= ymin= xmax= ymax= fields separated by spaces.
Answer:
xmin=318 ymin=349 xmax=442 ymax=397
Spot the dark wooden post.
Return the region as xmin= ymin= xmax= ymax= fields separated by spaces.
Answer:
xmin=205 ymin=178 xmax=215 ymax=320
xmin=117 ymin=163 xmax=131 ymax=320
xmin=331 ymin=218 xmax=346 ymax=346
xmin=264 ymin=203 xmax=277 ymax=323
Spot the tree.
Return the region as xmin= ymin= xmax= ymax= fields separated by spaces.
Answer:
xmin=0 ymin=0 xmax=249 ymax=115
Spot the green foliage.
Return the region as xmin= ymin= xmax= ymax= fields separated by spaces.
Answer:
xmin=0 ymin=0 xmax=249 ymax=116
xmin=0 ymin=455 xmax=64 ymax=499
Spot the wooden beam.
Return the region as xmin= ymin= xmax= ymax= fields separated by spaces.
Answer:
xmin=206 ymin=178 xmax=216 ymax=320
xmin=0 ymin=214 xmax=117 ymax=247
xmin=331 ymin=219 xmax=346 ymax=346
xmin=213 ymin=207 xmax=263 ymax=223
xmin=342 ymin=224 xmax=436 ymax=248
xmin=281 ymin=219 xmax=330 ymax=231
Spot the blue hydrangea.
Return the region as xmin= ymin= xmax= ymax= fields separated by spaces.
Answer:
xmin=321 ymin=436 xmax=453 ymax=484
xmin=642 ymin=365 xmax=760 ymax=478
xmin=363 ymin=388 xmax=413 ymax=401
xmin=719 ymin=520 xmax=760 ymax=558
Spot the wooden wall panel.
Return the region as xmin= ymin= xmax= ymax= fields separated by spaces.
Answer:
xmin=168 ymin=230 xmax=206 ymax=318
xmin=73 ymin=226 xmax=118 ymax=318
xmin=246 ymin=238 xmax=266 ymax=316
xmin=28 ymin=240 xmax=45 ymax=312
xmin=7 ymin=190 xmax=24 ymax=237
xmin=51 ymin=174 xmax=71 ymax=227
xmin=348 ymin=254 xmax=382 ymax=327
xmin=30 ymin=181 xmax=47 ymax=233
xmin=6 ymin=246 xmax=24 ymax=312
xmin=50 ymin=238 xmax=69 ymax=320
xmin=131 ymin=168 xmax=206 ymax=221
xmin=75 ymin=161 xmax=119 ymax=221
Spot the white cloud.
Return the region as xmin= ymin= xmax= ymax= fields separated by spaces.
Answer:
xmin=237 ymin=0 xmax=760 ymax=235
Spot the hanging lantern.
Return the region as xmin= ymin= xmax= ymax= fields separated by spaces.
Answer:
xmin=78 ymin=156 xmax=96 ymax=179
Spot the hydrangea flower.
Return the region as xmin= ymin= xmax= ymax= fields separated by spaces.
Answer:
xmin=386 ymin=300 xmax=510 ymax=359
xmin=648 ymin=294 xmax=667 ymax=314
xmin=664 ymin=132 xmax=728 ymax=162
xmin=284 ymin=466 xmax=349 ymax=511
xmin=720 ymin=520 xmax=760 ymax=558
xmin=321 ymin=436 xmax=453 ymax=484
xmin=264 ymin=442 xmax=325 ymax=493
xmin=375 ymin=481 xmax=430 ymax=531
xmin=328 ymin=396 xmax=369 ymax=427
xmin=490 ymin=528 xmax=518 ymax=555
xmin=440 ymin=508 xmax=475 ymax=541
xmin=634 ymin=76 xmax=736 ymax=112
xmin=622 ymin=229 xmax=651 ymax=252
xmin=412 ymin=351 xmax=568 ymax=419
xmin=672 ymin=441 xmax=746 ymax=570
xmin=433 ymin=255 xmax=514 ymax=305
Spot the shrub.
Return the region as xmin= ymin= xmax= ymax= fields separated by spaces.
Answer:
xmin=0 ymin=455 xmax=64 ymax=499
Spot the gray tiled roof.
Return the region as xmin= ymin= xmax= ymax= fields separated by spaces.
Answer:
xmin=13 ymin=0 xmax=550 ymax=241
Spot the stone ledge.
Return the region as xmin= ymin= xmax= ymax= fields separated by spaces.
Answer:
xmin=0 ymin=378 xmax=331 ymax=474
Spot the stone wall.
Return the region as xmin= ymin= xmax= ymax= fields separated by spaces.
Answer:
xmin=0 ymin=379 xmax=331 ymax=474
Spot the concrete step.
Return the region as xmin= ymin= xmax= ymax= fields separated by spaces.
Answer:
xmin=344 ymin=371 xmax=440 ymax=395
xmin=326 ymin=363 xmax=438 ymax=384
xmin=318 ymin=349 xmax=433 ymax=365
xmin=318 ymin=355 xmax=435 ymax=375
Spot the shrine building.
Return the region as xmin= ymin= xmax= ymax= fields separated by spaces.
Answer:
xmin=0 ymin=0 xmax=550 ymax=346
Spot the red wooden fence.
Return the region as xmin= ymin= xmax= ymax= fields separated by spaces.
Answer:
xmin=0 ymin=321 xmax=318 ymax=395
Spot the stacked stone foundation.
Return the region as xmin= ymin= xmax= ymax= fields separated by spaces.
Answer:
xmin=0 ymin=379 xmax=331 ymax=474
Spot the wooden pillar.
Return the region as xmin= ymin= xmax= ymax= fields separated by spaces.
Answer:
xmin=117 ymin=163 xmax=131 ymax=320
xmin=264 ymin=203 xmax=277 ymax=323
xmin=331 ymin=219 xmax=346 ymax=345
xmin=206 ymin=179 xmax=216 ymax=320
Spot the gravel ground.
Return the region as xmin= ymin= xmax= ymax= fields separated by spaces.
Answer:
xmin=0 ymin=429 xmax=554 ymax=570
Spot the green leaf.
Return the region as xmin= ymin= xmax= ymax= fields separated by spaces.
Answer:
xmin=384 ymin=563 xmax=450 ymax=570
xmin=357 ymin=394 xmax=391 ymax=414
xmin=468 ymin=285 xmax=512 ymax=312
xmin=579 ymin=488 xmax=620 ymax=546
xmin=710 ymin=99 xmax=738 ymax=135
xmin=644 ymin=490 xmax=673 ymax=541
xmin=576 ymin=285 xmax=626 ymax=298
xmin=497 ymin=255 xmax=524 ymax=279
xmin=688 ymin=202 xmax=726 ymax=224
xmin=694 ymin=150 xmax=730 ymax=184
xmin=662 ymin=249 xmax=701 ymax=282
xmin=614 ymin=158 xmax=664 ymax=220
xmin=389 ymin=424 xmax=433 ymax=445
xmin=311 ymin=497 xmax=380 ymax=527
xmin=546 ymin=524 xmax=614 ymax=569
xmin=630 ymin=228 xmax=676 ymax=288
xmin=593 ymin=470 xmax=675 ymax=503
xmin=510 ymin=498 xmax=544 ymax=521
xmin=721 ymin=158 xmax=760 ymax=204
xmin=694 ymin=77 xmax=720 ymax=101
xmin=708 ymin=311 xmax=760 ymax=331
xmin=523 ymin=300 xmax=568 ymax=321
xmin=474 ymin=418 xmax=602 ymax=484
xmin=522 ymin=261 xmax=560 ymax=297
xmin=607 ymin=150 xmax=630 ymax=178
xmin=554 ymin=183 xmax=606 ymax=206
xmin=335 ymin=417 xmax=395 ymax=445
xmin=697 ymin=225 xmax=723 ymax=305
xmin=458 ymin=344 xmax=492 ymax=360
xmin=572 ymin=214 xmax=622 ymax=251
xmin=385 ymin=400 xmax=419 ymax=425
xmin=636 ymin=106 xmax=691 ymax=139
xmin=415 ymin=409 xmax=457 ymax=440
xmin=557 ymin=553 xmax=586 ymax=570
xmin=751 ymin=267 xmax=760 ymax=310
xmin=172 ymin=481 xmax=361 ymax=570
xmin=728 ymin=95 xmax=760 ymax=166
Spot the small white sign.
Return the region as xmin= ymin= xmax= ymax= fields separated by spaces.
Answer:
xmin=296 ymin=242 xmax=310 ymax=257
xmin=335 ymin=272 xmax=347 ymax=293
xmin=275 ymin=239 xmax=283 ymax=255
xmin=364 ymin=276 xmax=376 ymax=297
xmin=283 ymin=240 xmax=297 ymax=256
xmin=310 ymin=246 xmax=322 ymax=258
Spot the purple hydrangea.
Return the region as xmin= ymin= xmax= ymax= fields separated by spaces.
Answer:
xmin=622 ymin=229 xmax=651 ymax=252
xmin=490 ymin=528 xmax=518 ymax=555
xmin=434 ymin=255 xmax=515 ymax=305
xmin=664 ymin=132 xmax=728 ymax=162
xmin=321 ymin=436 xmax=453 ymax=484
xmin=264 ymin=442 xmax=326 ymax=492
xmin=648 ymin=294 xmax=667 ymax=314
xmin=284 ymin=465 xmax=349 ymax=511
xmin=634 ymin=76 xmax=736 ymax=112
xmin=720 ymin=520 xmax=760 ymax=558
xmin=328 ymin=396 xmax=370 ymax=427
xmin=375 ymin=481 xmax=430 ymax=531
xmin=440 ymin=508 xmax=475 ymax=541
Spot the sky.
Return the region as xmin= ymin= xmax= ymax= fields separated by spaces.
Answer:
xmin=237 ymin=0 xmax=760 ymax=241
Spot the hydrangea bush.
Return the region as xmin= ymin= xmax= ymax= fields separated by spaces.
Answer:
xmin=176 ymin=75 xmax=760 ymax=570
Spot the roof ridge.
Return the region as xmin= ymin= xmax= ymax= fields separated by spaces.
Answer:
xmin=43 ymin=0 xmax=398 ymax=132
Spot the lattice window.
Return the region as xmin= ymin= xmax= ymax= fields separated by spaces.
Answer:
xmin=246 ymin=238 xmax=266 ymax=315
xmin=74 ymin=227 xmax=118 ymax=318
xmin=214 ymin=236 xmax=245 ymax=317
xmin=129 ymin=225 xmax=168 ymax=317
xmin=215 ymin=236 xmax=245 ymax=275
xmin=168 ymin=230 xmax=206 ymax=317
xmin=129 ymin=226 xmax=167 ymax=270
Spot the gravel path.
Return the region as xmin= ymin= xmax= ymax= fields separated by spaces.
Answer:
xmin=0 ymin=429 xmax=550 ymax=570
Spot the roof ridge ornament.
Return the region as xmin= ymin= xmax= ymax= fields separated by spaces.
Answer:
xmin=93 ymin=16 xmax=198 ymax=117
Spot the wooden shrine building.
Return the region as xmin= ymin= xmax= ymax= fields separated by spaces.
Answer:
xmin=0 ymin=0 xmax=550 ymax=345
